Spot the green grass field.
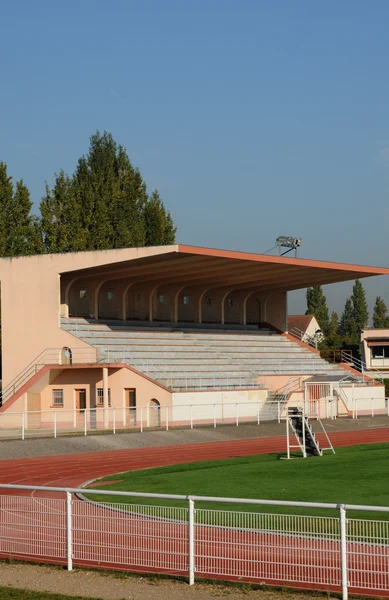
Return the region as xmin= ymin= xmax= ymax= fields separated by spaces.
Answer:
xmin=0 ymin=588 xmax=105 ymax=600
xmin=86 ymin=443 xmax=389 ymax=520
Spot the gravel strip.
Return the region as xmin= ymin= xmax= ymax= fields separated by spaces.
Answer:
xmin=0 ymin=417 xmax=388 ymax=460
xmin=0 ymin=563 xmax=338 ymax=600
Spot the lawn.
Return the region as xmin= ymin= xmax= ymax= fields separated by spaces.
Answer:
xmin=0 ymin=588 xmax=106 ymax=600
xmin=86 ymin=443 xmax=389 ymax=520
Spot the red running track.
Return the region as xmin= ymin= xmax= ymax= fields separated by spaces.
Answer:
xmin=0 ymin=428 xmax=388 ymax=596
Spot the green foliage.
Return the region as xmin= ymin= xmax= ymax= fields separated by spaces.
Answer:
xmin=325 ymin=311 xmax=341 ymax=348
xmin=351 ymin=279 xmax=369 ymax=335
xmin=305 ymin=286 xmax=329 ymax=334
xmin=40 ymin=131 xmax=175 ymax=253
xmin=144 ymin=189 xmax=177 ymax=246
xmin=373 ymin=296 xmax=389 ymax=328
xmin=0 ymin=163 xmax=43 ymax=257
xmin=339 ymin=297 xmax=354 ymax=339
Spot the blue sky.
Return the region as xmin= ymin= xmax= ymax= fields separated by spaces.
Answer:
xmin=1 ymin=0 xmax=389 ymax=318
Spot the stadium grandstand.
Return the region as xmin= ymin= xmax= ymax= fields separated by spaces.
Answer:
xmin=0 ymin=244 xmax=388 ymax=434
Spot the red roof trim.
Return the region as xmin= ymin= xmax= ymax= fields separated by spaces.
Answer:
xmin=177 ymin=245 xmax=389 ymax=275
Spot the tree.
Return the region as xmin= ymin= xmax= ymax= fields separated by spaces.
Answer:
xmin=350 ymin=279 xmax=369 ymax=337
xmin=373 ymin=296 xmax=389 ymax=328
xmin=0 ymin=162 xmax=42 ymax=257
xmin=144 ymin=190 xmax=177 ymax=246
xmin=305 ymin=286 xmax=329 ymax=334
xmin=40 ymin=171 xmax=85 ymax=253
xmin=0 ymin=162 xmax=14 ymax=256
xmin=41 ymin=130 xmax=175 ymax=253
xmin=339 ymin=298 xmax=354 ymax=338
xmin=326 ymin=311 xmax=341 ymax=348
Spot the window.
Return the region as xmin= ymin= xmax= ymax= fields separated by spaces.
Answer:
xmin=107 ymin=290 xmax=115 ymax=301
xmin=79 ymin=289 xmax=88 ymax=300
xmin=52 ymin=389 xmax=64 ymax=406
xmin=372 ymin=346 xmax=389 ymax=359
xmin=96 ymin=388 xmax=111 ymax=406
xmin=159 ymin=294 xmax=165 ymax=304
xmin=206 ymin=297 xmax=212 ymax=307
xmin=227 ymin=298 xmax=234 ymax=308
xmin=183 ymin=295 xmax=190 ymax=305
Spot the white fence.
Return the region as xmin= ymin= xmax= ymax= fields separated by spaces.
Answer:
xmin=0 ymin=484 xmax=388 ymax=599
xmin=0 ymin=398 xmax=388 ymax=441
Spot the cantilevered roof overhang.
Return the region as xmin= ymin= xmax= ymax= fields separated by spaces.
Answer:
xmin=59 ymin=244 xmax=389 ymax=293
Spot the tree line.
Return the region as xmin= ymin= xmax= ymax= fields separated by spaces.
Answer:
xmin=305 ymin=281 xmax=389 ymax=350
xmin=0 ymin=131 xmax=176 ymax=257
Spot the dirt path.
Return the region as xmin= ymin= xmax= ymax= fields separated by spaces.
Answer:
xmin=0 ymin=563 xmax=337 ymax=600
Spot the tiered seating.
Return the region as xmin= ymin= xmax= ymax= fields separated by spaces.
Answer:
xmin=61 ymin=318 xmax=346 ymax=390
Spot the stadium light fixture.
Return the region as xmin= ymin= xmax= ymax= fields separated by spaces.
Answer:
xmin=276 ymin=236 xmax=302 ymax=258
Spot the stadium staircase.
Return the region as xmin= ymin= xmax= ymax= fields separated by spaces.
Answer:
xmin=60 ymin=318 xmax=354 ymax=391
xmin=287 ymin=407 xmax=335 ymax=458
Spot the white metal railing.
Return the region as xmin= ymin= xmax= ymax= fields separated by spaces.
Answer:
xmin=0 ymin=398 xmax=387 ymax=441
xmin=0 ymin=401 xmax=287 ymax=440
xmin=351 ymin=397 xmax=389 ymax=419
xmin=0 ymin=484 xmax=389 ymax=598
xmin=0 ymin=347 xmax=97 ymax=405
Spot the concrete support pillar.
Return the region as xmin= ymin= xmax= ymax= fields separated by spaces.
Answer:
xmin=93 ymin=281 xmax=106 ymax=321
xmin=103 ymin=367 xmax=109 ymax=429
xmin=121 ymin=282 xmax=134 ymax=321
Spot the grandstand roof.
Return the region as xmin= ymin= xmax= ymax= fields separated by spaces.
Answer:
xmin=60 ymin=244 xmax=389 ymax=292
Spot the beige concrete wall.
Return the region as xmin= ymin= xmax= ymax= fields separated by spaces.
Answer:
xmin=264 ymin=291 xmax=287 ymax=331
xmin=172 ymin=388 xmax=268 ymax=425
xmin=0 ymin=246 xmax=176 ymax=390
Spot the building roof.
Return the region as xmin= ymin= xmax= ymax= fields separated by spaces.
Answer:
xmin=288 ymin=315 xmax=317 ymax=333
xmin=59 ymin=244 xmax=389 ymax=293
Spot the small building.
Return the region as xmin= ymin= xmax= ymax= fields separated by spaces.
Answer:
xmin=361 ymin=328 xmax=389 ymax=377
xmin=288 ymin=314 xmax=323 ymax=346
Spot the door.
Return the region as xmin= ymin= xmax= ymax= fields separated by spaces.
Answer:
xmin=148 ymin=399 xmax=161 ymax=427
xmin=75 ymin=389 xmax=87 ymax=412
xmin=125 ymin=388 xmax=136 ymax=425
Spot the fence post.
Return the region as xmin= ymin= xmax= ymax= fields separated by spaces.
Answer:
xmin=84 ymin=409 xmax=87 ymax=436
xmin=66 ymin=491 xmax=73 ymax=571
xmin=113 ymin=407 xmax=116 ymax=435
xmin=166 ymin=406 xmax=169 ymax=431
xmin=214 ymin=404 xmax=216 ymax=428
xmin=236 ymin=403 xmax=239 ymax=426
xmin=190 ymin=405 xmax=193 ymax=430
xmin=188 ymin=497 xmax=195 ymax=585
xmin=22 ymin=412 xmax=25 ymax=441
xmin=339 ymin=504 xmax=348 ymax=600
xmin=277 ymin=401 xmax=281 ymax=424
xmin=140 ymin=406 xmax=143 ymax=433
xmin=54 ymin=411 xmax=57 ymax=439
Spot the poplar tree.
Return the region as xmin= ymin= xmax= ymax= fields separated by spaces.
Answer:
xmin=326 ymin=311 xmax=341 ymax=348
xmin=0 ymin=162 xmax=42 ymax=257
xmin=350 ymin=279 xmax=369 ymax=336
xmin=40 ymin=171 xmax=85 ymax=253
xmin=373 ymin=296 xmax=389 ymax=328
xmin=305 ymin=286 xmax=329 ymax=334
xmin=339 ymin=298 xmax=354 ymax=338
xmin=144 ymin=190 xmax=177 ymax=246
xmin=0 ymin=162 xmax=13 ymax=256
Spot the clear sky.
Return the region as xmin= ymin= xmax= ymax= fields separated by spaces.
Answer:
xmin=1 ymin=0 xmax=389 ymax=318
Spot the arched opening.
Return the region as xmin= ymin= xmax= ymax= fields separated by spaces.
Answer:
xmin=202 ymin=295 xmax=218 ymax=323
xmin=178 ymin=292 xmax=194 ymax=323
xmin=61 ymin=347 xmax=72 ymax=365
xmin=127 ymin=289 xmax=148 ymax=321
xmin=154 ymin=291 xmax=171 ymax=321
xmin=224 ymin=295 xmax=240 ymax=324
xmin=148 ymin=399 xmax=161 ymax=427
xmin=246 ymin=298 xmax=261 ymax=325
xmin=98 ymin=284 xmax=120 ymax=319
